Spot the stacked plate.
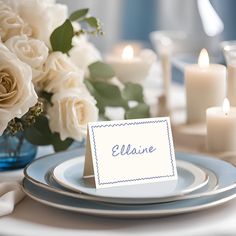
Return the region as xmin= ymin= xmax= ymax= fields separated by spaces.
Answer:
xmin=22 ymin=148 xmax=236 ymax=218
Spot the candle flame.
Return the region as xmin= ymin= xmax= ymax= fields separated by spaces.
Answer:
xmin=224 ymin=45 xmax=231 ymax=51
xmin=198 ymin=48 xmax=209 ymax=68
xmin=222 ymin=98 xmax=230 ymax=115
xmin=122 ymin=45 xmax=134 ymax=60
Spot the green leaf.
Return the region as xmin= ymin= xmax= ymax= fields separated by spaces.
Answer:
xmin=24 ymin=116 xmax=53 ymax=145
xmin=69 ymin=8 xmax=89 ymax=21
xmin=125 ymin=103 xmax=150 ymax=119
xmin=89 ymin=61 xmax=115 ymax=80
xmin=84 ymin=79 xmax=95 ymax=94
xmin=92 ymin=81 xmax=128 ymax=108
xmin=50 ymin=134 xmax=73 ymax=152
xmin=24 ymin=127 xmax=51 ymax=145
xmin=85 ymin=80 xmax=129 ymax=113
xmin=84 ymin=17 xmax=99 ymax=28
xmin=50 ymin=19 xmax=74 ymax=53
xmin=122 ymin=83 xmax=144 ymax=102
xmin=24 ymin=115 xmax=73 ymax=152
xmin=84 ymin=80 xmax=105 ymax=114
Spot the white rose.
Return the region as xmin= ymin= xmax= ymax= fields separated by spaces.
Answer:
xmin=44 ymin=71 xmax=84 ymax=93
xmin=69 ymin=37 xmax=102 ymax=76
xmin=5 ymin=35 xmax=49 ymax=81
xmin=48 ymin=89 xmax=98 ymax=141
xmin=0 ymin=1 xmax=32 ymax=42
xmin=0 ymin=43 xmax=38 ymax=135
xmin=4 ymin=0 xmax=68 ymax=46
xmin=36 ymin=51 xmax=82 ymax=92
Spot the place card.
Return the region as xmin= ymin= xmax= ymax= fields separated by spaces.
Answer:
xmin=83 ymin=117 xmax=177 ymax=189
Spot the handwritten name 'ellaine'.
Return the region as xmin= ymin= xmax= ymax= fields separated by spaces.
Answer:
xmin=112 ymin=144 xmax=157 ymax=157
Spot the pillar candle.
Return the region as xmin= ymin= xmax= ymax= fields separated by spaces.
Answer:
xmin=227 ymin=63 xmax=236 ymax=105
xmin=106 ymin=45 xmax=156 ymax=83
xmin=206 ymin=98 xmax=236 ymax=152
xmin=185 ymin=49 xmax=226 ymax=124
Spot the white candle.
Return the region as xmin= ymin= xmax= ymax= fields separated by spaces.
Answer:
xmin=106 ymin=45 xmax=156 ymax=83
xmin=206 ymin=98 xmax=236 ymax=152
xmin=185 ymin=49 xmax=226 ymax=124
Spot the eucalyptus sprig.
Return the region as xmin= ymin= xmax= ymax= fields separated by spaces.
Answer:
xmin=85 ymin=61 xmax=150 ymax=120
xmin=50 ymin=8 xmax=103 ymax=54
xmin=69 ymin=9 xmax=103 ymax=35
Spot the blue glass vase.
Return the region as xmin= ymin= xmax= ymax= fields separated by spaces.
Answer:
xmin=0 ymin=132 xmax=37 ymax=170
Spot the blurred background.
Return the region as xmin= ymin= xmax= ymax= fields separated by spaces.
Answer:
xmin=58 ymin=0 xmax=236 ymax=54
xmin=57 ymin=0 xmax=236 ymax=85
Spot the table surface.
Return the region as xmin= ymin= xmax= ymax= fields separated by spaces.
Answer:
xmin=0 ymin=195 xmax=235 ymax=236
xmin=0 ymin=73 xmax=236 ymax=236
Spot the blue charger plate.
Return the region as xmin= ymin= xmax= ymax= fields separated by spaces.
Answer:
xmin=22 ymin=177 xmax=236 ymax=218
xmin=23 ymin=150 xmax=236 ymax=217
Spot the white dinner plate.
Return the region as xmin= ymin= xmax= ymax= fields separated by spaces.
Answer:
xmin=53 ymin=158 xmax=208 ymax=201
xmin=45 ymin=164 xmax=217 ymax=204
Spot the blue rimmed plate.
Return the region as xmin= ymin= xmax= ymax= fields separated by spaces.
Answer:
xmin=24 ymin=149 xmax=235 ymax=204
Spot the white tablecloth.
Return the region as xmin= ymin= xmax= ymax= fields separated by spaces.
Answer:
xmin=0 ymin=195 xmax=235 ymax=236
xmin=0 ymin=78 xmax=235 ymax=236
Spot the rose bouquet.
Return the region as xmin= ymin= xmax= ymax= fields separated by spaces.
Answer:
xmin=0 ymin=0 xmax=150 ymax=153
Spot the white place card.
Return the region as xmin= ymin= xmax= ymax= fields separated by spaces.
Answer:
xmin=83 ymin=117 xmax=177 ymax=189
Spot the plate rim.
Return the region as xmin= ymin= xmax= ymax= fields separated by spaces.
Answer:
xmin=24 ymin=148 xmax=79 ymax=187
xmin=24 ymin=150 xmax=236 ymax=204
xmin=26 ymin=166 xmax=219 ymax=205
xmin=52 ymin=157 xmax=209 ymax=199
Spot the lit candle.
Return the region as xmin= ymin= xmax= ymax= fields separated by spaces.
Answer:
xmin=206 ymin=98 xmax=236 ymax=152
xmin=112 ymin=41 xmax=142 ymax=57
xmin=185 ymin=49 xmax=226 ymax=124
xmin=106 ymin=45 xmax=156 ymax=83
xmin=122 ymin=45 xmax=134 ymax=60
